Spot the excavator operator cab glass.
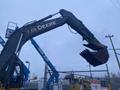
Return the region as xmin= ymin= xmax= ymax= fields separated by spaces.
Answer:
xmin=5 ymin=21 xmax=18 ymax=38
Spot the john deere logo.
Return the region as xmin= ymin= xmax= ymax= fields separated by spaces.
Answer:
xmin=29 ymin=21 xmax=56 ymax=33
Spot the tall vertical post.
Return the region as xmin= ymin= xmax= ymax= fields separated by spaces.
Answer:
xmin=106 ymin=64 xmax=112 ymax=90
xmin=89 ymin=64 xmax=93 ymax=79
xmin=43 ymin=64 xmax=48 ymax=90
xmin=105 ymin=35 xmax=120 ymax=71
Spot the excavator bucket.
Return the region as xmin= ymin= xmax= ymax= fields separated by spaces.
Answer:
xmin=80 ymin=47 xmax=109 ymax=66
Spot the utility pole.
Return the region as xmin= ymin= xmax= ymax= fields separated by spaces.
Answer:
xmin=106 ymin=64 xmax=112 ymax=90
xmin=43 ymin=64 xmax=48 ymax=90
xmin=105 ymin=35 xmax=120 ymax=71
xmin=89 ymin=64 xmax=93 ymax=79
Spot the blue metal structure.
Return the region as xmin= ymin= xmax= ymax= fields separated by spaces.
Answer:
xmin=0 ymin=36 xmax=5 ymax=47
xmin=31 ymin=38 xmax=59 ymax=90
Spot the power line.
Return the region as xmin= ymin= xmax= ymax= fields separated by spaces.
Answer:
xmin=117 ymin=53 xmax=120 ymax=55
xmin=116 ymin=0 xmax=120 ymax=7
xmin=108 ymin=48 xmax=120 ymax=50
xmin=109 ymin=0 xmax=120 ymax=9
xmin=57 ymin=70 xmax=107 ymax=73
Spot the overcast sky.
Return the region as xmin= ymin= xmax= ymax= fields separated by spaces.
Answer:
xmin=0 ymin=0 xmax=120 ymax=78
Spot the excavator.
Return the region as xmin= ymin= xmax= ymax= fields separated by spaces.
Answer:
xmin=0 ymin=9 xmax=109 ymax=90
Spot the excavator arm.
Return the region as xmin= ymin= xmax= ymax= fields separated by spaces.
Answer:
xmin=59 ymin=9 xmax=109 ymax=66
xmin=0 ymin=9 xmax=109 ymax=87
